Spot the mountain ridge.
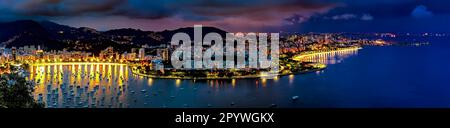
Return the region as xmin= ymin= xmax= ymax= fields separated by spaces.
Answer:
xmin=0 ymin=20 xmax=228 ymax=54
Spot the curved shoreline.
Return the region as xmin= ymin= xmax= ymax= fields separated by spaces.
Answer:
xmin=24 ymin=62 xmax=326 ymax=80
xmin=130 ymin=68 xmax=326 ymax=80
xmin=293 ymin=46 xmax=362 ymax=61
xmin=30 ymin=62 xmax=127 ymax=66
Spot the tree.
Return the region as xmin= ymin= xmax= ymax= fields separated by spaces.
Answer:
xmin=0 ymin=73 xmax=44 ymax=108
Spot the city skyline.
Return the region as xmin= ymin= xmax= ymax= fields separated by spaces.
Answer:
xmin=1 ymin=1 xmax=450 ymax=127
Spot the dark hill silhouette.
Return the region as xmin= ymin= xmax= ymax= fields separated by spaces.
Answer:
xmin=0 ymin=20 xmax=228 ymax=54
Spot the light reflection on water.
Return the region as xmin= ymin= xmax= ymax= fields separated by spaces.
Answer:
xmin=27 ymin=48 xmax=360 ymax=108
xmin=25 ymin=42 xmax=450 ymax=108
xmin=298 ymin=48 xmax=359 ymax=65
xmin=29 ymin=64 xmax=129 ymax=108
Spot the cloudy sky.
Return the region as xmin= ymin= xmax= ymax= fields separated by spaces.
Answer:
xmin=0 ymin=0 xmax=448 ymax=32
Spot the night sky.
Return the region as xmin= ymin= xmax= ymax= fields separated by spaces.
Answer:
xmin=0 ymin=0 xmax=448 ymax=33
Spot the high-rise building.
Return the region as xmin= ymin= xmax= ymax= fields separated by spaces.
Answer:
xmin=131 ymin=48 xmax=137 ymax=54
xmin=11 ymin=47 xmax=17 ymax=61
xmin=36 ymin=49 xmax=44 ymax=59
xmin=128 ymin=53 xmax=137 ymax=60
xmin=139 ymin=48 xmax=145 ymax=60
xmin=0 ymin=47 xmax=4 ymax=56
xmin=30 ymin=45 xmax=36 ymax=53
xmin=157 ymin=48 xmax=169 ymax=61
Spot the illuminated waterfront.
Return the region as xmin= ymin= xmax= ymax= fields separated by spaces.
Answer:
xmin=26 ymin=50 xmax=362 ymax=108
xmin=29 ymin=63 xmax=129 ymax=108
xmin=293 ymin=47 xmax=361 ymax=65
xmin=24 ymin=40 xmax=450 ymax=108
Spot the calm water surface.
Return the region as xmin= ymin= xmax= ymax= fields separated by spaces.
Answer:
xmin=30 ymin=39 xmax=450 ymax=108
